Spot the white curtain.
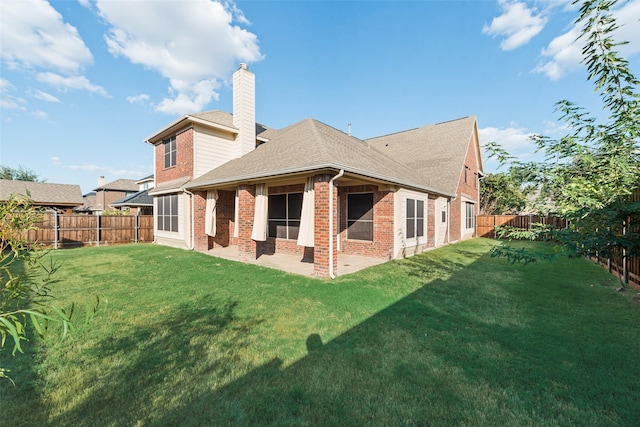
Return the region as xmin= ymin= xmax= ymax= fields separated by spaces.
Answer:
xmin=233 ymin=188 xmax=239 ymax=238
xmin=205 ymin=190 xmax=218 ymax=237
xmin=251 ymin=183 xmax=268 ymax=241
xmin=297 ymin=177 xmax=315 ymax=247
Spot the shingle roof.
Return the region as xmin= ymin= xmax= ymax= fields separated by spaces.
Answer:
xmin=186 ymin=118 xmax=451 ymax=195
xmin=366 ymin=116 xmax=479 ymax=196
xmin=148 ymin=176 xmax=191 ymax=196
xmin=0 ymin=179 xmax=83 ymax=206
xmin=111 ymin=189 xmax=153 ymax=207
xmin=94 ymin=178 xmax=138 ymax=192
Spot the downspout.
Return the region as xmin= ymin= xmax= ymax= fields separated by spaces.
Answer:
xmin=183 ymin=188 xmax=195 ymax=250
xmin=329 ymin=169 xmax=344 ymax=279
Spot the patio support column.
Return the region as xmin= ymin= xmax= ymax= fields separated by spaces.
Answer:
xmin=314 ymin=174 xmax=338 ymax=278
xmin=237 ymin=184 xmax=257 ymax=259
xmin=193 ymin=191 xmax=209 ymax=252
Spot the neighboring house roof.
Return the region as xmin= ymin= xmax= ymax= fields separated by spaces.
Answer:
xmin=185 ymin=118 xmax=452 ymax=196
xmin=93 ymin=178 xmax=138 ymax=192
xmin=367 ymin=116 xmax=482 ymax=196
xmin=136 ymin=174 xmax=154 ymax=184
xmin=76 ymin=192 xmax=98 ymax=212
xmin=0 ymin=179 xmax=83 ymax=206
xmin=111 ymin=189 xmax=153 ymax=207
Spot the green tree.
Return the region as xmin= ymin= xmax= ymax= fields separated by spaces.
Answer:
xmin=0 ymin=194 xmax=76 ymax=383
xmin=480 ymin=172 xmax=529 ymax=215
xmin=489 ymin=0 xmax=640 ymax=268
xmin=0 ymin=165 xmax=44 ymax=182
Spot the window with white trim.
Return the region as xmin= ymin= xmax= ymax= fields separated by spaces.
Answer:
xmin=157 ymin=194 xmax=178 ymax=232
xmin=347 ymin=193 xmax=373 ymax=241
xmin=406 ymin=198 xmax=425 ymax=239
xmin=163 ymin=136 xmax=176 ymax=168
xmin=465 ymin=202 xmax=475 ymax=229
xmin=268 ymin=193 xmax=302 ymax=239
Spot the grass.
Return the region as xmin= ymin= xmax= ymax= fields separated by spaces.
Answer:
xmin=2 ymin=238 xmax=640 ymax=426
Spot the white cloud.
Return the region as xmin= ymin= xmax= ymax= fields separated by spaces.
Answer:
xmin=483 ymin=0 xmax=547 ymax=50
xmin=31 ymin=89 xmax=62 ymax=103
xmin=31 ymin=110 xmax=49 ymax=120
xmin=51 ymin=157 xmax=150 ymax=179
xmin=0 ymin=98 xmax=26 ymax=111
xmin=95 ymin=0 xmax=262 ymax=114
xmin=0 ymin=0 xmax=93 ymax=72
xmin=126 ymin=93 xmax=150 ymax=104
xmin=479 ymin=125 xmax=534 ymax=152
xmin=36 ymin=72 xmax=109 ymax=97
xmin=534 ymin=0 xmax=640 ymax=80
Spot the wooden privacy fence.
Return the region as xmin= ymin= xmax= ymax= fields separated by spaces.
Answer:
xmin=477 ymin=215 xmax=568 ymax=239
xmin=23 ymin=212 xmax=154 ymax=248
xmin=477 ymin=214 xmax=640 ymax=290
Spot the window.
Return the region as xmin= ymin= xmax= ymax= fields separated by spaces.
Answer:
xmin=347 ymin=193 xmax=373 ymax=241
xmin=474 ymin=172 xmax=478 ymax=189
xmin=406 ymin=198 xmax=425 ymax=239
xmin=441 ymin=209 xmax=446 ymax=223
xmin=268 ymin=193 xmax=302 ymax=239
xmin=464 ymin=166 xmax=470 ymax=184
xmin=163 ymin=136 xmax=176 ymax=168
xmin=465 ymin=202 xmax=475 ymax=229
xmin=157 ymin=194 xmax=178 ymax=232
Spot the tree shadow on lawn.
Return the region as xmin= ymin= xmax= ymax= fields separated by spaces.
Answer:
xmin=41 ymin=298 xmax=264 ymax=426
xmin=12 ymin=245 xmax=639 ymax=426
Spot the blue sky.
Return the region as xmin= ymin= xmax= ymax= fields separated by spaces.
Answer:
xmin=1 ymin=0 xmax=639 ymax=193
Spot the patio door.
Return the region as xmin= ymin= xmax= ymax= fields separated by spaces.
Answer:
xmin=435 ymin=197 xmax=448 ymax=247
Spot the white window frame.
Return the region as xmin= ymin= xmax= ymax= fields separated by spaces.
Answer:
xmin=163 ymin=136 xmax=176 ymax=169
xmin=157 ymin=194 xmax=179 ymax=233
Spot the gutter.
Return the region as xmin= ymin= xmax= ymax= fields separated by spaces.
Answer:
xmin=329 ymin=169 xmax=344 ymax=279
xmin=185 ymin=163 xmax=454 ymax=199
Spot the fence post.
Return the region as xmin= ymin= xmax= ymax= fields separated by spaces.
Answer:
xmin=494 ymin=215 xmax=497 ymax=239
xmin=53 ymin=211 xmax=58 ymax=249
xmin=135 ymin=214 xmax=139 ymax=244
xmin=97 ymin=214 xmax=100 ymax=247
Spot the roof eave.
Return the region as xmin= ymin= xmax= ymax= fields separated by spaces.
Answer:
xmin=184 ymin=163 xmax=454 ymax=197
xmin=145 ymin=115 xmax=239 ymax=145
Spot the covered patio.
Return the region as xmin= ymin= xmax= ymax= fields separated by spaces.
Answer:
xmin=205 ymin=245 xmax=389 ymax=277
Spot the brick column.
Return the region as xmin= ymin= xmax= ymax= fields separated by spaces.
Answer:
xmin=237 ymin=184 xmax=256 ymax=259
xmin=193 ymin=191 xmax=210 ymax=252
xmin=314 ymin=174 xmax=338 ymax=278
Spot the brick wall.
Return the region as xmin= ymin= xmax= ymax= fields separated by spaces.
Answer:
xmin=237 ymin=184 xmax=257 ymax=259
xmin=452 ymin=134 xmax=481 ymax=240
xmin=192 ymin=191 xmax=206 ymax=251
xmin=313 ymin=174 xmax=337 ymax=277
xmin=155 ymin=128 xmax=194 ymax=184
xmin=426 ymin=194 xmax=437 ymax=248
xmin=339 ymin=185 xmax=394 ymax=259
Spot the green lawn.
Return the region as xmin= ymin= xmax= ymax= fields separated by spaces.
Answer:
xmin=3 ymin=239 xmax=640 ymax=426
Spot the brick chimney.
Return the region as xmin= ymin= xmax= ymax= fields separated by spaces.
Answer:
xmin=98 ymin=176 xmax=106 ymax=187
xmin=233 ymin=63 xmax=256 ymax=157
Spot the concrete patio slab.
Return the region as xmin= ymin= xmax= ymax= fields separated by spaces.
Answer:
xmin=205 ymin=245 xmax=388 ymax=278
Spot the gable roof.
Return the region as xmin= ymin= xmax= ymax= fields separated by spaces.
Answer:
xmin=0 ymin=179 xmax=83 ymax=206
xmin=111 ymin=189 xmax=153 ymax=207
xmin=186 ymin=118 xmax=452 ymax=196
xmin=94 ymin=178 xmax=138 ymax=192
xmin=146 ymin=110 xmax=273 ymax=144
xmin=366 ymin=116 xmax=482 ymax=196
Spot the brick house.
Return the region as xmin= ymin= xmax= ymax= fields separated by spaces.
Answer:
xmin=147 ymin=64 xmax=483 ymax=278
